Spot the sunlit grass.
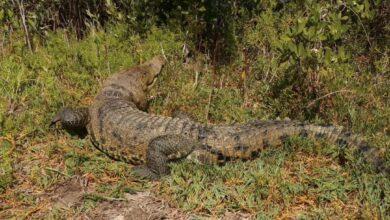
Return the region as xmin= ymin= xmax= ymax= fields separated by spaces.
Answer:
xmin=0 ymin=25 xmax=388 ymax=218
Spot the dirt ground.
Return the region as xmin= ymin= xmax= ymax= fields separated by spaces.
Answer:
xmin=38 ymin=177 xmax=252 ymax=220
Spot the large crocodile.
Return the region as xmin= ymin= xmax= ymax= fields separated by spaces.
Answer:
xmin=51 ymin=56 xmax=386 ymax=179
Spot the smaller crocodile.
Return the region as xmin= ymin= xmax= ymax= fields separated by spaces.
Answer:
xmin=51 ymin=56 xmax=387 ymax=180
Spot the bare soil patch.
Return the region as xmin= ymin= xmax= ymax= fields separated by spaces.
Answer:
xmin=35 ymin=177 xmax=252 ymax=219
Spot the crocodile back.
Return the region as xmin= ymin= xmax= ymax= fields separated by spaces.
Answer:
xmin=88 ymin=98 xmax=202 ymax=164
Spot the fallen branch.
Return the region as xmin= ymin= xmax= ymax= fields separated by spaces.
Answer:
xmin=15 ymin=0 xmax=33 ymax=52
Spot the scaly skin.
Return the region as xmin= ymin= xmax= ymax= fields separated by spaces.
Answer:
xmin=51 ymin=56 xmax=386 ymax=179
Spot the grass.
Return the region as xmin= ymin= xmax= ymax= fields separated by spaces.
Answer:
xmin=0 ymin=25 xmax=389 ymax=218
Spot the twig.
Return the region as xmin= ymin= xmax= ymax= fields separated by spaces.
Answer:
xmin=160 ymin=43 xmax=168 ymax=61
xmin=205 ymin=88 xmax=213 ymax=124
xmin=15 ymin=0 xmax=33 ymax=52
xmin=23 ymin=203 xmax=46 ymax=219
xmin=83 ymin=193 xmax=127 ymax=202
xmin=0 ymin=136 xmax=16 ymax=157
xmin=193 ymin=71 xmax=199 ymax=88
xmin=307 ymin=89 xmax=352 ymax=107
xmin=45 ymin=167 xmax=71 ymax=178
xmin=1 ymin=32 xmax=5 ymax=57
xmin=104 ymin=44 xmax=111 ymax=74
xmin=343 ymin=4 xmax=372 ymax=50
xmin=100 ymin=196 xmax=127 ymax=202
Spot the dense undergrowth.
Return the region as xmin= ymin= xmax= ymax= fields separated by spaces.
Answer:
xmin=0 ymin=0 xmax=389 ymax=218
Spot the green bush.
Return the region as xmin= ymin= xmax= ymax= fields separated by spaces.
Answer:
xmin=1 ymin=0 xmax=387 ymax=66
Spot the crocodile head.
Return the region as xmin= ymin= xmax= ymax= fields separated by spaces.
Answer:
xmin=50 ymin=107 xmax=90 ymax=137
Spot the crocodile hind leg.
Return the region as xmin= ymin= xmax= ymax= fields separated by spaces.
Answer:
xmin=132 ymin=134 xmax=200 ymax=180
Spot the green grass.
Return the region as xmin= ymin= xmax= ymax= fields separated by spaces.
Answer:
xmin=159 ymin=138 xmax=389 ymax=218
xmin=0 ymin=25 xmax=389 ymax=218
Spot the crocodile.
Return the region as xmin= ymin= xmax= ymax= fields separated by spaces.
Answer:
xmin=50 ymin=56 xmax=386 ymax=179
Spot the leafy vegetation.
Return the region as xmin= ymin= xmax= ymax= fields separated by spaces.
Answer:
xmin=0 ymin=0 xmax=389 ymax=218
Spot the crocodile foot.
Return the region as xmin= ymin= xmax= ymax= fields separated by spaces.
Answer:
xmin=132 ymin=165 xmax=160 ymax=180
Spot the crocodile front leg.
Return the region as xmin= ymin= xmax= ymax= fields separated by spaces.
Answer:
xmin=132 ymin=134 xmax=200 ymax=180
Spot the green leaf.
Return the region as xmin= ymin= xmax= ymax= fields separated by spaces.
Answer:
xmin=338 ymin=46 xmax=348 ymax=61
xmin=117 ymin=12 xmax=123 ymax=20
xmin=324 ymin=47 xmax=332 ymax=65
xmin=198 ymin=6 xmax=206 ymax=12
xmin=7 ymin=9 xmax=13 ymax=17
xmin=356 ymin=4 xmax=364 ymax=13
xmin=287 ymin=41 xmax=297 ymax=56
xmin=341 ymin=16 xmax=349 ymax=21
xmin=280 ymin=34 xmax=292 ymax=43
xmin=297 ymin=42 xmax=306 ymax=58
xmin=304 ymin=26 xmax=316 ymax=41
xmin=296 ymin=18 xmax=307 ymax=35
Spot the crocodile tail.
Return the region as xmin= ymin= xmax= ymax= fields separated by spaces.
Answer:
xmin=300 ymin=123 xmax=386 ymax=172
xmin=197 ymin=120 xmax=386 ymax=173
xmin=246 ymin=120 xmax=386 ymax=172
